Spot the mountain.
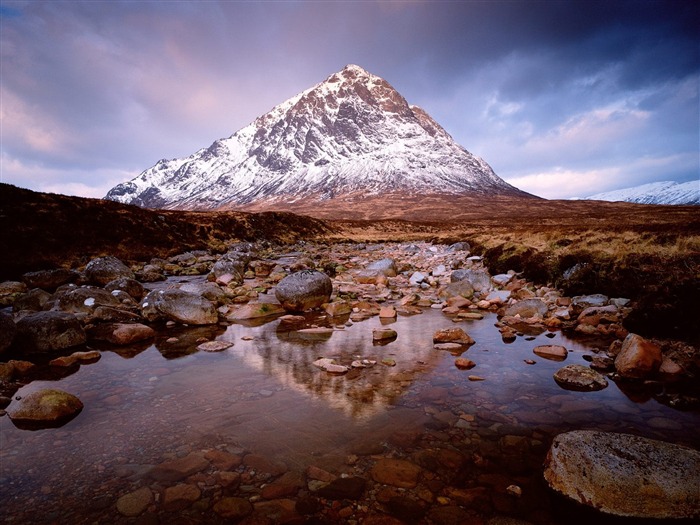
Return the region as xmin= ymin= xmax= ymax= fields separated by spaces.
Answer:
xmin=105 ymin=64 xmax=532 ymax=212
xmin=586 ymin=181 xmax=699 ymax=205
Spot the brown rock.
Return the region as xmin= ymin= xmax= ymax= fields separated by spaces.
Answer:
xmin=325 ymin=301 xmax=352 ymax=317
xmin=163 ymin=483 xmax=201 ymax=511
xmin=227 ymin=302 xmax=286 ymax=320
xmin=379 ymin=306 xmax=397 ymax=319
xmin=433 ymin=327 xmax=474 ymax=346
xmin=148 ymin=453 xmax=209 ymax=482
xmin=242 ymin=454 xmax=287 ymax=476
xmin=373 ymin=328 xmax=397 ymax=342
xmin=116 ymin=486 xmax=153 ymax=517
xmin=214 ymin=497 xmax=253 ymax=519
xmin=7 ymin=389 xmax=83 ymax=429
xmin=14 ymin=311 xmax=86 ymax=352
xmin=454 ymin=358 xmax=476 ymax=370
xmin=49 ymin=350 xmax=100 ymax=367
xmin=615 ymin=333 xmax=662 ymax=379
xmin=553 ymin=364 xmax=608 ymax=391
xmin=108 ymin=323 xmax=155 ymax=345
xmin=204 ymin=449 xmax=242 ymax=470
xmin=370 ymin=459 xmax=422 ymax=488
xmin=261 ymin=471 xmax=304 ymax=499
xmin=197 ymin=340 xmax=234 ymax=352
xmin=306 ymin=465 xmax=336 ymax=482
xmin=533 ymin=345 xmax=568 ymax=361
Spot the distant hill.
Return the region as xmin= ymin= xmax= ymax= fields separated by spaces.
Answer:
xmin=587 ymin=180 xmax=699 ymax=205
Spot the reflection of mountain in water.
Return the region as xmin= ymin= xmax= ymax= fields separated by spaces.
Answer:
xmin=226 ymin=313 xmax=443 ymax=418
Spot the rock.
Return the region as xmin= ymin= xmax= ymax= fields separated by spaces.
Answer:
xmin=409 ymin=271 xmax=426 ymax=286
xmin=544 ymin=430 xmax=700 ymax=519
xmin=433 ymin=327 xmax=474 ymax=346
xmin=438 ymin=280 xmax=474 ymax=300
xmin=553 ymin=364 xmax=608 ymax=391
xmin=570 ymin=293 xmax=609 ymax=314
xmin=468 ymin=375 xmax=485 ymax=381
xmin=451 ymin=269 xmax=491 ymax=292
xmin=88 ymin=323 xmax=155 ymax=345
xmin=492 ymin=273 xmax=513 ymax=286
xmin=485 ymin=290 xmax=511 ymax=304
xmin=312 ymin=358 xmax=348 ymax=374
xmin=261 ymin=471 xmax=304 ymax=499
xmin=85 ymin=256 xmax=134 ymax=286
xmin=454 ymin=358 xmax=476 ymax=370
xmin=316 ymin=476 xmax=366 ymax=500
xmin=427 ymin=505 xmax=471 ymax=525
xmin=366 ymin=258 xmax=398 ymax=277
xmin=57 ymin=286 xmax=122 ymax=314
xmin=275 ymin=271 xmax=332 ymax=312
xmin=379 ymin=306 xmax=397 ymax=319
xmin=533 ymin=345 xmax=568 ymax=361
xmin=448 ymin=241 xmax=470 ymax=252
xmin=179 ymin=281 xmax=228 ymax=305
xmin=0 ymin=281 xmax=27 ymax=306
xmin=577 ymin=304 xmax=619 ymax=326
xmin=7 ymin=389 xmax=83 ymax=428
xmin=197 ymin=340 xmax=234 ymax=352
xmin=13 ymin=288 xmax=51 ymax=311
xmin=325 ymin=300 xmax=352 ymax=317
xmin=373 ymin=328 xmax=397 ymax=342
xmin=208 ymin=258 xmax=245 ymax=286
xmin=504 ymin=299 xmax=548 ymax=319
xmin=116 ymin=486 xmax=153 ymax=517
xmin=105 ymin=278 xmax=146 ymax=301
xmin=0 ymin=312 xmax=16 ymax=354
xmin=22 ymin=269 xmax=79 ymax=292
xmin=141 ymin=289 xmax=218 ymax=325
xmin=204 ymin=449 xmax=242 ymax=470
xmin=163 ymin=483 xmax=201 ymax=511
xmin=148 ymin=453 xmax=209 ymax=482
xmin=227 ymin=302 xmax=285 ymax=320
xmin=213 ymin=497 xmax=253 ymax=519
xmin=371 ymin=459 xmax=422 ymax=488
xmin=615 ymin=333 xmax=662 ymax=379
xmin=14 ymin=311 xmax=86 ymax=352
xmin=49 ymin=350 xmax=100 ymax=367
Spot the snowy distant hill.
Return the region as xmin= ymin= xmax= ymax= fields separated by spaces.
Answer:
xmin=105 ymin=64 xmax=531 ymax=210
xmin=586 ymin=181 xmax=699 ymax=205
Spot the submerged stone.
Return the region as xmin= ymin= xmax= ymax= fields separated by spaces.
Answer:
xmin=7 ymin=388 xmax=83 ymax=429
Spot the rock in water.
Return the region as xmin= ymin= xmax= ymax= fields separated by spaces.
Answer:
xmin=141 ymin=290 xmax=218 ymax=325
xmin=84 ymin=256 xmax=134 ymax=286
xmin=615 ymin=333 xmax=662 ymax=378
xmin=553 ymin=364 xmax=608 ymax=391
xmin=7 ymin=389 xmax=83 ymax=429
xmin=275 ymin=271 xmax=332 ymax=312
xmin=0 ymin=312 xmax=16 ymax=354
xmin=14 ymin=311 xmax=86 ymax=352
xmin=544 ymin=430 xmax=700 ymax=519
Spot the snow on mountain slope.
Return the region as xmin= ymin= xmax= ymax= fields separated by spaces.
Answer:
xmin=587 ymin=181 xmax=699 ymax=205
xmin=105 ymin=64 xmax=531 ymax=210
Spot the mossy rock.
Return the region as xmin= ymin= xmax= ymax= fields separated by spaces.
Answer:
xmin=8 ymin=388 xmax=83 ymax=430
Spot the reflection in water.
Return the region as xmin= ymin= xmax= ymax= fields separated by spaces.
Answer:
xmin=0 ymin=308 xmax=698 ymax=524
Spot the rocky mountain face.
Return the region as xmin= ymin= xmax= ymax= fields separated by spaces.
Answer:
xmin=105 ymin=64 xmax=531 ymax=211
xmin=587 ymin=181 xmax=699 ymax=205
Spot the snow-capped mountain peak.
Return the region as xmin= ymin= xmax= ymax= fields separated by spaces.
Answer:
xmin=586 ymin=181 xmax=699 ymax=205
xmin=105 ymin=65 xmax=530 ymax=210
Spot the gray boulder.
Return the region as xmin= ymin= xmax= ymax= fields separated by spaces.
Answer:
xmin=451 ymin=269 xmax=491 ymax=292
xmin=105 ymin=278 xmax=146 ymax=301
xmin=504 ymin=298 xmax=548 ymax=319
xmin=57 ymin=286 xmax=122 ymax=314
xmin=275 ymin=271 xmax=332 ymax=312
xmin=208 ymin=258 xmax=245 ymax=286
xmin=366 ymin=259 xmax=398 ymax=277
xmin=179 ymin=281 xmax=228 ymax=306
xmin=0 ymin=312 xmax=16 ymax=354
xmin=544 ymin=430 xmax=700 ymax=519
xmin=141 ymin=290 xmax=218 ymax=325
xmin=447 ymin=242 xmax=470 ymax=252
xmin=438 ymin=280 xmax=474 ymax=300
xmin=570 ymin=294 xmax=609 ymax=315
xmin=85 ymin=256 xmax=134 ymax=286
xmin=14 ymin=311 xmax=86 ymax=352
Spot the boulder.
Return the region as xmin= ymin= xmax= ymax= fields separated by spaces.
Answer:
xmin=504 ymin=298 xmax=548 ymax=319
xmin=179 ymin=281 xmax=228 ymax=306
xmin=141 ymin=290 xmax=218 ymax=325
xmin=84 ymin=256 xmax=134 ymax=286
xmin=14 ymin=311 xmax=86 ymax=352
xmin=450 ymin=269 xmax=491 ymax=292
xmin=433 ymin=328 xmax=475 ymax=346
xmin=57 ymin=286 xmax=122 ymax=314
xmin=226 ymin=302 xmax=285 ymax=320
xmin=570 ymin=293 xmax=609 ymax=315
xmin=366 ymin=258 xmax=398 ymax=277
xmin=7 ymin=388 xmax=83 ymax=429
xmin=208 ymin=257 xmax=245 ymax=286
xmin=533 ymin=345 xmax=568 ymax=361
xmin=275 ymin=271 xmax=332 ymax=312
xmin=544 ymin=430 xmax=700 ymax=519
xmin=373 ymin=328 xmax=397 ymax=342
xmin=370 ymin=459 xmax=422 ymax=488
xmin=577 ymin=305 xmax=619 ymax=326
xmin=0 ymin=281 xmax=28 ymax=306
xmin=0 ymin=312 xmax=16 ymax=354
xmin=553 ymin=364 xmax=608 ymax=391
xmin=87 ymin=323 xmax=155 ymax=345
xmin=325 ymin=301 xmax=352 ymax=317
xmin=13 ymin=288 xmax=51 ymax=312
xmin=116 ymin=487 xmax=153 ymax=517
xmin=22 ymin=268 xmax=78 ymax=292
xmin=438 ymin=279 xmax=474 ymax=300
xmin=615 ymin=333 xmax=662 ymax=379
xmin=447 ymin=241 xmax=470 ymax=252
xmin=105 ymin=278 xmax=146 ymax=301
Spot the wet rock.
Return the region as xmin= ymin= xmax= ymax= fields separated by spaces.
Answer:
xmin=438 ymin=279 xmax=474 ymax=300
xmin=213 ymin=497 xmax=253 ymax=519
xmin=115 ymin=486 xmax=153 ymax=517
xmin=316 ymin=476 xmax=366 ymax=500
xmin=454 ymin=358 xmax=476 ymax=370
xmin=504 ymin=299 xmax=548 ymax=319
xmin=366 ymin=258 xmax=398 ymax=277
xmin=570 ymin=293 xmax=609 ymax=315
xmin=13 ymin=288 xmax=51 ymax=311
xmin=544 ymin=430 xmax=700 ymax=519
xmin=141 ymin=289 xmax=218 ymax=325
xmin=577 ymin=305 xmax=619 ymax=326
xmin=7 ymin=388 xmax=83 ymax=428
xmin=179 ymin=281 xmax=228 ymax=305
xmin=148 ymin=453 xmax=209 ymax=482
xmin=242 ymin=454 xmax=288 ymax=476
xmin=261 ymin=471 xmax=304 ymax=499
xmin=227 ymin=302 xmax=285 ymax=320
xmin=22 ymin=269 xmax=79 ymax=292
xmin=553 ymin=364 xmax=608 ymax=391
xmin=379 ymin=306 xmax=397 ymax=319
xmin=204 ymin=449 xmax=242 ymax=470
xmin=433 ymin=327 xmax=474 ymax=346
xmin=371 ymin=459 xmax=422 ymax=488
xmin=427 ymin=505 xmax=471 ymax=525
xmin=88 ymin=323 xmax=155 ymax=345
xmin=14 ymin=311 xmax=86 ymax=352
xmin=373 ymin=328 xmax=397 ymax=342
xmin=197 ymin=340 xmax=234 ymax=352
xmin=0 ymin=312 xmax=16 ymax=354
xmin=0 ymin=281 xmax=27 ymax=306
xmin=57 ymin=286 xmax=122 ymax=314
xmin=85 ymin=256 xmax=135 ymax=286
xmin=208 ymin=257 xmax=245 ymax=286
xmin=533 ymin=345 xmax=568 ymax=361
xmin=49 ymin=350 xmax=100 ymax=367
xmin=325 ymin=300 xmax=352 ymax=317
xmin=312 ymin=358 xmax=348 ymax=374
xmin=615 ymin=333 xmax=662 ymax=379
xmin=163 ymin=483 xmax=201 ymax=511
xmin=275 ymin=270 xmax=332 ymax=312
xmin=105 ymin=278 xmax=146 ymax=301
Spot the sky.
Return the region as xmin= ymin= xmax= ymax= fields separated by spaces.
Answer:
xmin=1 ymin=0 xmax=698 ymax=200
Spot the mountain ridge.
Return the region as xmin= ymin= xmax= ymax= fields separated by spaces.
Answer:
xmin=105 ymin=64 xmax=533 ymax=211
xmin=586 ymin=180 xmax=699 ymax=205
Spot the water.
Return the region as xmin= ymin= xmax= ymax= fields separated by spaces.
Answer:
xmin=1 ymin=307 xmax=698 ymax=524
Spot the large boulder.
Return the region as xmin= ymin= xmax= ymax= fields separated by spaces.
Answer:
xmin=504 ymin=298 xmax=548 ymax=319
xmin=366 ymin=259 xmax=398 ymax=277
xmin=544 ymin=430 xmax=700 ymax=519
xmin=275 ymin=271 xmax=332 ymax=312
xmin=141 ymin=290 xmax=218 ymax=325
xmin=615 ymin=333 xmax=662 ymax=379
xmin=22 ymin=268 xmax=79 ymax=292
xmin=57 ymin=286 xmax=122 ymax=314
xmin=0 ymin=312 xmax=16 ymax=354
xmin=450 ymin=269 xmax=491 ymax=292
xmin=84 ymin=256 xmax=134 ymax=286
xmin=105 ymin=278 xmax=146 ymax=301
xmin=7 ymin=388 xmax=83 ymax=429
xmin=14 ymin=311 xmax=86 ymax=352
xmin=438 ymin=279 xmax=474 ymax=300
xmin=179 ymin=281 xmax=228 ymax=306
